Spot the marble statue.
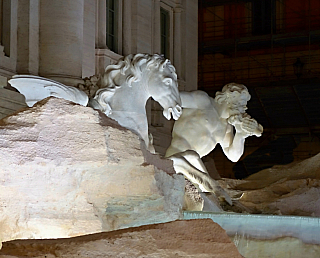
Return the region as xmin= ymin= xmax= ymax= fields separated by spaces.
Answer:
xmin=9 ymin=54 xmax=181 ymax=153
xmin=165 ymin=83 xmax=263 ymax=204
xmin=8 ymin=75 xmax=89 ymax=107
xmin=90 ymin=53 xmax=182 ymax=152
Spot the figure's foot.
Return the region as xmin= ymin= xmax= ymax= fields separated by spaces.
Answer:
xmin=199 ymin=175 xmax=232 ymax=205
xmin=167 ymin=152 xmax=232 ymax=205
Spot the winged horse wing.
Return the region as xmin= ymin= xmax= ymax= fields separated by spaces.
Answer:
xmin=8 ymin=75 xmax=88 ymax=107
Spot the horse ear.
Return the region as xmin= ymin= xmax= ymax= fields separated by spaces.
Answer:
xmin=161 ymin=59 xmax=171 ymax=71
xmin=159 ymin=59 xmax=167 ymax=72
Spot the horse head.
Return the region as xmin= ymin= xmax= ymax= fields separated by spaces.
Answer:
xmin=145 ymin=56 xmax=182 ymax=121
xmin=90 ymin=54 xmax=182 ymax=152
xmin=95 ymin=53 xmax=182 ymax=121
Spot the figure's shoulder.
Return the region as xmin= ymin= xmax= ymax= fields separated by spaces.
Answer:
xmin=181 ymin=90 xmax=209 ymax=98
xmin=180 ymin=90 xmax=213 ymax=109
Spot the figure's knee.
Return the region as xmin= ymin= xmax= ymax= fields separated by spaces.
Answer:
xmin=179 ymin=149 xmax=199 ymax=158
xmin=165 ymin=145 xmax=182 ymax=157
xmin=165 ymin=136 xmax=192 ymax=158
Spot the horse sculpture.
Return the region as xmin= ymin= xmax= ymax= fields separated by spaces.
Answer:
xmin=9 ymin=53 xmax=182 ymax=153
xmin=90 ymin=53 xmax=182 ymax=152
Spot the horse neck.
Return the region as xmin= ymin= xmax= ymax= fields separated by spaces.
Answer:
xmin=110 ymin=82 xmax=150 ymax=114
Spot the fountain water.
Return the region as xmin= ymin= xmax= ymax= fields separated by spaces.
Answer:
xmin=184 ymin=211 xmax=320 ymax=257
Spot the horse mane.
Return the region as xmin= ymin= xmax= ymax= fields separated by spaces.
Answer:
xmin=102 ymin=53 xmax=176 ymax=89
xmin=92 ymin=53 xmax=176 ymax=113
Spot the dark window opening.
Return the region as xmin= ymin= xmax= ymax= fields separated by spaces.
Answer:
xmin=252 ymin=0 xmax=276 ymax=35
xmin=160 ymin=7 xmax=170 ymax=59
xmin=0 ymin=0 xmax=2 ymax=46
xmin=1 ymin=0 xmax=10 ymax=56
xmin=106 ymin=0 xmax=117 ymax=52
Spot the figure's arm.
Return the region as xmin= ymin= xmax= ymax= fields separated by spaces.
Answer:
xmin=220 ymin=124 xmax=248 ymax=163
xmin=220 ymin=117 xmax=262 ymax=162
xmin=180 ymin=91 xmax=213 ymax=109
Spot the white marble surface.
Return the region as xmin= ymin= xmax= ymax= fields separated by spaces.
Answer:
xmin=166 ymin=83 xmax=263 ymax=205
xmin=91 ymin=54 xmax=182 ymax=152
xmin=9 ymin=75 xmax=88 ymax=107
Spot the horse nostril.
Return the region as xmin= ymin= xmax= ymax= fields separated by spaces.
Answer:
xmin=175 ymin=105 xmax=182 ymax=114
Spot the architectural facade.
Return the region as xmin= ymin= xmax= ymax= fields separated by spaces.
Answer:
xmin=198 ymin=0 xmax=320 ymax=178
xmin=0 ymin=0 xmax=198 ymax=154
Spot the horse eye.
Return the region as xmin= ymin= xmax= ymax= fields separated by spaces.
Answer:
xmin=163 ymin=78 xmax=172 ymax=85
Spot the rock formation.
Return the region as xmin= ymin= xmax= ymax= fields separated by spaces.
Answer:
xmin=0 ymin=97 xmax=184 ymax=244
xmin=223 ymin=153 xmax=320 ymax=216
xmin=0 ymin=219 xmax=243 ymax=258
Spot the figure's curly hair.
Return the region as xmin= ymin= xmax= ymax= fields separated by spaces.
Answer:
xmin=215 ymin=83 xmax=250 ymax=104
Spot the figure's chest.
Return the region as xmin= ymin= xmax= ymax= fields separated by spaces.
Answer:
xmin=196 ymin=117 xmax=229 ymax=157
xmin=213 ymin=125 xmax=229 ymax=142
xmin=204 ymin=116 xmax=229 ymax=140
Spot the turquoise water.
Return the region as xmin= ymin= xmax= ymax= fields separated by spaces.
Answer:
xmin=183 ymin=211 xmax=320 ymax=244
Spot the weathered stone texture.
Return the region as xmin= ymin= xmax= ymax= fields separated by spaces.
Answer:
xmin=0 ymin=97 xmax=184 ymax=244
xmin=223 ymin=153 xmax=320 ymax=216
xmin=0 ymin=219 xmax=243 ymax=258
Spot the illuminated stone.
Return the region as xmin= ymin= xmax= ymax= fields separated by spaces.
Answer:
xmin=0 ymin=219 xmax=243 ymax=258
xmin=0 ymin=98 xmax=184 ymax=244
xmin=224 ymin=152 xmax=320 ymax=216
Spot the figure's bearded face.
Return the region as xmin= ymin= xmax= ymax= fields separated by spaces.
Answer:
xmin=227 ymin=95 xmax=249 ymax=125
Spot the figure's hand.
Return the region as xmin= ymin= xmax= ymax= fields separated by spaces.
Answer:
xmin=236 ymin=117 xmax=263 ymax=137
xmin=199 ymin=174 xmax=232 ymax=205
xmin=241 ymin=117 xmax=258 ymax=135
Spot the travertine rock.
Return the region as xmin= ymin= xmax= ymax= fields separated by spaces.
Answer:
xmin=223 ymin=153 xmax=320 ymax=216
xmin=0 ymin=97 xmax=184 ymax=244
xmin=0 ymin=219 xmax=243 ymax=258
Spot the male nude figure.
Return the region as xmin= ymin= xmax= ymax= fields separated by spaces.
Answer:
xmin=165 ymin=83 xmax=263 ymax=204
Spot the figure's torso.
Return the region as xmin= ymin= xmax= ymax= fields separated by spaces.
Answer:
xmin=170 ymin=107 xmax=229 ymax=157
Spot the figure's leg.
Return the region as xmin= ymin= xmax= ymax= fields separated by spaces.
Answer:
xmin=168 ymin=151 xmax=232 ymax=205
xmin=178 ymin=150 xmax=208 ymax=174
xmin=165 ymin=139 xmax=208 ymax=173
